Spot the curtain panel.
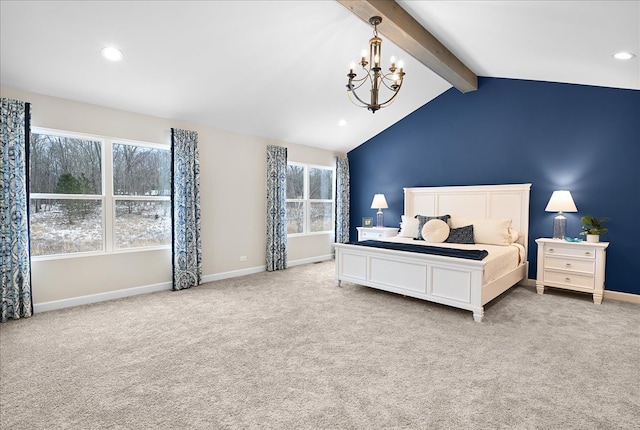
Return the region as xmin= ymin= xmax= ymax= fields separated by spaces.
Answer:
xmin=1 ymin=98 xmax=32 ymax=322
xmin=171 ymin=128 xmax=202 ymax=290
xmin=266 ymin=145 xmax=287 ymax=271
xmin=335 ymin=156 xmax=350 ymax=244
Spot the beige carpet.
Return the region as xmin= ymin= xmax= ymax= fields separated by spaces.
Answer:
xmin=1 ymin=260 xmax=638 ymax=429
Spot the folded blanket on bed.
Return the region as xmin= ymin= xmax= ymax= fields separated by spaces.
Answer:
xmin=349 ymin=240 xmax=488 ymax=260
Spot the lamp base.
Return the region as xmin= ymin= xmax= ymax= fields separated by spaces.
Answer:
xmin=552 ymin=213 xmax=567 ymax=239
xmin=376 ymin=210 xmax=384 ymax=228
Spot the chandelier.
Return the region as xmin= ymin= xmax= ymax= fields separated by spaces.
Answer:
xmin=346 ymin=16 xmax=405 ymax=113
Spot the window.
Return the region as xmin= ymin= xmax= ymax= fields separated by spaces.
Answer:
xmin=29 ymin=128 xmax=170 ymax=257
xmin=112 ymin=142 xmax=171 ymax=249
xmin=286 ymin=163 xmax=334 ymax=235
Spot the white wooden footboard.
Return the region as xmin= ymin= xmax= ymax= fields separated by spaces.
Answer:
xmin=335 ymin=243 xmax=528 ymax=321
xmin=335 ymin=243 xmax=490 ymax=321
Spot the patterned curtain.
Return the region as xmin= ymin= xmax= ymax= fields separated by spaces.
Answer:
xmin=335 ymin=155 xmax=350 ymax=244
xmin=266 ymin=145 xmax=287 ymax=271
xmin=171 ymin=128 xmax=202 ymax=290
xmin=1 ymin=98 xmax=32 ymax=322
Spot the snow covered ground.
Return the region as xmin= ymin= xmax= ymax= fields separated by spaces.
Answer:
xmin=30 ymin=202 xmax=171 ymax=256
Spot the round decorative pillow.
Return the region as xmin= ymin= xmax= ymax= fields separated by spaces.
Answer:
xmin=422 ymin=219 xmax=450 ymax=243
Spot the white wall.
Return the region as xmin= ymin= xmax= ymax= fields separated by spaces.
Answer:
xmin=1 ymin=87 xmax=345 ymax=308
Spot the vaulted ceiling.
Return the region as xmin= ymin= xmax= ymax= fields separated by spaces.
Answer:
xmin=1 ymin=1 xmax=638 ymax=153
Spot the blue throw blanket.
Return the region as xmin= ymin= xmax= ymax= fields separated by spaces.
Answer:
xmin=349 ymin=240 xmax=488 ymax=261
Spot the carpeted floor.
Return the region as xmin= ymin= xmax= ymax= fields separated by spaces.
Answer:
xmin=1 ymin=260 xmax=639 ymax=429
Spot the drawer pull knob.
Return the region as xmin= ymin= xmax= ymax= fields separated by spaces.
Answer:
xmin=565 ymin=263 xmax=571 ymax=268
xmin=565 ymin=277 xmax=571 ymax=282
xmin=585 ymin=252 xmax=591 ymax=256
xmin=549 ymin=249 xmax=554 ymax=253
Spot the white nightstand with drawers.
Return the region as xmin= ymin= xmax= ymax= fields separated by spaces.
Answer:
xmin=356 ymin=227 xmax=399 ymax=241
xmin=535 ymin=238 xmax=609 ymax=304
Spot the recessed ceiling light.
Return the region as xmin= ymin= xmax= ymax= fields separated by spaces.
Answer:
xmin=338 ymin=119 xmax=347 ymax=127
xmin=613 ymin=52 xmax=636 ymax=60
xmin=101 ymin=46 xmax=123 ymax=62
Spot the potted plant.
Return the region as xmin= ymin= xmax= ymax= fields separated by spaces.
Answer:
xmin=580 ymin=215 xmax=609 ymax=243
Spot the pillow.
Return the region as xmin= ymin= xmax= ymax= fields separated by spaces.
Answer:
xmin=414 ymin=214 xmax=451 ymax=240
xmin=509 ymin=227 xmax=519 ymax=244
xmin=398 ymin=216 xmax=419 ymax=238
xmin=422 ymin=219 xmax=450 ymax=243
xmin=449 ymin=216 xmax=512 ymax=246
xmin=444 ymin=225 xmax=475 ymax=244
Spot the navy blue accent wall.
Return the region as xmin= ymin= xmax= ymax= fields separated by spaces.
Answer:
xmin=348 ymin=77 xmax=640 ymax=295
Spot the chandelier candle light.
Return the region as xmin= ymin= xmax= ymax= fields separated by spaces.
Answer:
xmin=545 ymin=190 xmax=578 ymax=239
xmin=347 ymin=16 xmax=405 ymax=113
xmin=371 ymin=194 xmax=388 ymax=228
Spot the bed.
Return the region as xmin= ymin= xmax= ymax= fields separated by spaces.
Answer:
xmin=334 ymin=184 xmax=531 ymax=322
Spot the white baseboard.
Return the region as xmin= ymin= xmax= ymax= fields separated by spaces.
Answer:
xmin=521 ymin=278 xmax=639 ymax=304
xmin=603 ymin=290 xmax=640 ymax=304
xmin=519 ymin=278 xmax=537 ymax=288
xmin=201 ymin=254 xmax=334 ymax=283
xmin=36 ymin=255 xmax=336 ymax=313
xmin=201 ymin=266 xmax=265 ymax=283
xmin=34 ymin=281 xmax=172 ymax=313
xmin=287 ymin=254 xmax=334 ymax=267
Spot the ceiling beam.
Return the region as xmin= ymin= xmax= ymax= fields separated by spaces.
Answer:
xmin=337 ymin=0 xmax=477 ymax=93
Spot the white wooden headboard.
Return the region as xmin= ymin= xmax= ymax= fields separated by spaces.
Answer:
xmin=404 ymin=183 xmax=532 ymax=251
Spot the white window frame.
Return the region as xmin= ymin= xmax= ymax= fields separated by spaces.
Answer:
xmin=286 ymin=162 xmax=335 ymax=237
xmin=30 ymin=127 xmax=170 ymax=260
xmin=110 ymin=139 xmax=171 ymax=252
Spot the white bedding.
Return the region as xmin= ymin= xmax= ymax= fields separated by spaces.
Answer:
xmin=374 ymin=236 xmax=525 ymax=285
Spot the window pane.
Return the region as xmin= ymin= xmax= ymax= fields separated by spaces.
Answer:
xmin=30 ymin=133 xmax=102 ymax=194
xmin=114 ymin=200 xmax=171 ymax=249
xmin=310 ymin=202 xmax=333 ymax=232
xmin=30 ymin=198 xmax=103 ymax=256
xmin=113 ymin=144 xmax=170 ymax=196
xmin=286 ymin=201 xmax=305 ymax=234
xmin=309 ymin=167 xmax=333 ymax=200
xmin=286 ymin=165 xmax=305 ymax=199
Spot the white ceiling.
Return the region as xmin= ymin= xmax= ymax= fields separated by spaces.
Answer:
xmin=1 ymin=1 xmax=638 ymax=153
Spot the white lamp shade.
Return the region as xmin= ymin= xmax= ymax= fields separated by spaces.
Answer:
xmin=545 ymin=190 xmax=577 ymax=212
xmin=371 ymin=194 xmax=388 ymax=209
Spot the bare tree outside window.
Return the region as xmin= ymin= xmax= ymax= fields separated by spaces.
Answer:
xmin=113 ymin=144 xmax=170 ymax=197
xmin=112 ymin=143 xmax=171 ymax=249
xmin=286 ymin=163 xmax=334 ymax=235
xmin=286 ymin=164 xmax=305 ymax=234
xmin=286 ymin=165 xmax=304 ymax=199
xmin=29 ymin=133 xmax=103 ymax=255
xmin=309 ymin=167 xmax=334 ymax=232
xmin=29 ymin=130 xmax=170 ymax=257
xmin=309 ymin=167 xmax=333 ymax=200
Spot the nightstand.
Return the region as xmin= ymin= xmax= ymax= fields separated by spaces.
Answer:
xmin=535 ymin=238 xmax=609 ymax=304
xmin=356 ymin=226 xmax=398 ymax=241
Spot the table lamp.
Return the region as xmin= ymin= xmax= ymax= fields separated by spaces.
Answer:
xmin=545 ymin=190 xmax=577 ymax=239
xmin=371 ymin=194 xmax=388 ymax=228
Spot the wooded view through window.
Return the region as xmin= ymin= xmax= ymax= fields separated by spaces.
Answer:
xmin=286 ymin=163 xmax=334 ymax=235
xmin=29 ymin=129 xmax=170 ymax=257
xmin=112 ymin=143 xmax=171 ymax=249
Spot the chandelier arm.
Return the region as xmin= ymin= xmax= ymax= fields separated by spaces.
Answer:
xmin=346 ymin=68 xmax=376 ymax=101
xmin=348 ymin=84 xmax=376 ymax=108
xmin=379 ymin=79 xmax=400 ymax=92
xmin=379 ymin=72 xmax=404 ymax=90
xmin=348 ymin=74 xmax=372 ymax=92
xmin=346 ymin=91 xmax=369 ymax=109
xmin=377 ymin=81 xmax=404 ymax=108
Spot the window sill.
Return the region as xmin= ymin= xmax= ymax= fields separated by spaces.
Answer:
xmin=31 ymin=245 xmax=170 ymax=261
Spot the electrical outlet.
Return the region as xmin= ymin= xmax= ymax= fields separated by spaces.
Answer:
xmin=240 ymin=256 xmax=247 ymax=262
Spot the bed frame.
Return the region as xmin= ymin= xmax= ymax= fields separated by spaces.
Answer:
xmin=334 ymin=184 xmax=531 ymax=322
